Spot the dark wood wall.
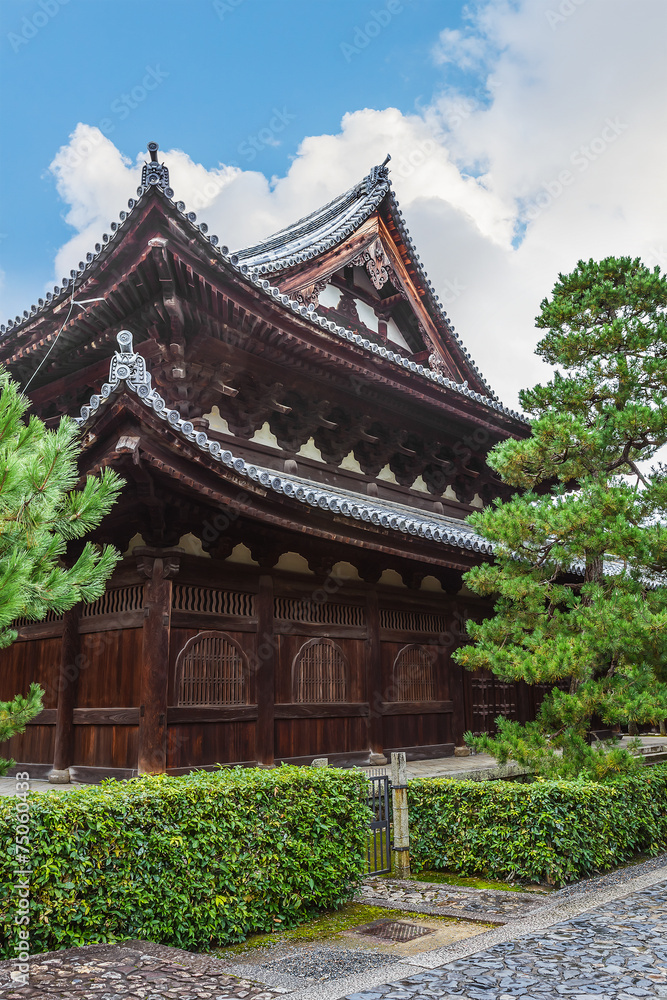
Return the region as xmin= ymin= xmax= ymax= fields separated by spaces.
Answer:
xmin=0 ymin=555 xmax=545 ymax=778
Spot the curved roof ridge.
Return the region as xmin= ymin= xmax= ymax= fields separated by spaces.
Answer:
xmin=381 ymin=184 xmax=497 ymax=400
xmin=1 ymin=147 xmax=526 ymax=423
xmin=78 ymin=329 xmax=662 ymax=588
xmin=231 ymin=159 xmax=499 ymax=402
xmin=234 ymin=159 xmax=391 ymax=269
xmin=75 ymin=330 xmax=493 ymax=558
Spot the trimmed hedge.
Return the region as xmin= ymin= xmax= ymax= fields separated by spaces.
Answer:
xmin=0 ymin=766 xmax=369 ymax=957
xmin=409 ymin=764 xmax=667 ymax=886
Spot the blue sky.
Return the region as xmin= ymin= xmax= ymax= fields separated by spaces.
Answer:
xmin=0 ymin=0 xmax=468 ymax=294
xmin=1 ymin=0 xmax=665 ymax=405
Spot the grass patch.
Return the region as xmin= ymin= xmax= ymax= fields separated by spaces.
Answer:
xmin=404 ymin=870 xmax=551 ymax=892
xmin=212 ymin=902 xmax=467 ymax=956
xmin=406 ymin=851 xmax=658 ymax=893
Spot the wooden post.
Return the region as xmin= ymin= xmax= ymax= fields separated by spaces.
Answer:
xmin=391 ymin=751 xmax=410 ymax=877
xmin=255 ymin=574 xmax=275 ymax=766
xmin=366 ymin=588 xmax=385 ymax=762
xmin=136 ymin=548 xmax=181 ymax=775
xmin=449 ymin=620 xmax=467 ymax=749
xmin=49 ymin=606 xmax=81 ymax=783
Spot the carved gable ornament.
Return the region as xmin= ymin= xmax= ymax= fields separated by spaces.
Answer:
xmin=351 ymin=238 xmax=396 ymax=291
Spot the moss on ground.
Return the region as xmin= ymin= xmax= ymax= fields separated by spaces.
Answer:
xmin=213 ymin=903 xmax=462 ymax=956
xmin=406 ymin=870 xmax=551 ymax=892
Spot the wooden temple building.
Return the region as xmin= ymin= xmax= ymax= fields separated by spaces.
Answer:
xmin=0 ymin=142 xmax=545 ymax=781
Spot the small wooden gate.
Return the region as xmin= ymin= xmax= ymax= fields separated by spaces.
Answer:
xmin=367 ymin=774 xmax=391 ymax=874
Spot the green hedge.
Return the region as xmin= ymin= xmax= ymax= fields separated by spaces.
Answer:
xmin=0 ymin=766 xmax=369 ymax=957
xmin=409 ymin=764 xmax=667 ymax=886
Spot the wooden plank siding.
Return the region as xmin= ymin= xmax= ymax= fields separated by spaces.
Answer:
xmin=0 ymin=567 xmax=547 ymax=776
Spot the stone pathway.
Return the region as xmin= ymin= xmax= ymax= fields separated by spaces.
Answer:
xmin=343 ymin=880 xmax=667 ymax=999
xmin=0 ymin=941 xmax=291 ymax=999
xmin=356 ymin=878 xmax=546 ymax=923
xmin=3 ymin=865 xmax=667 ymax=997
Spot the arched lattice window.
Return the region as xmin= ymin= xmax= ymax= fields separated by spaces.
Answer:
xmin=393 ymin=644 xmax=436 ymax=702
xmin=176 ymin=631 xmax=248 ymax=706
xmin=293 ymin=639 xmax=348 ymax=703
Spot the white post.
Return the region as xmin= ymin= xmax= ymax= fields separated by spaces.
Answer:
xmin=391 ymin=751 xmax=410 ymax=877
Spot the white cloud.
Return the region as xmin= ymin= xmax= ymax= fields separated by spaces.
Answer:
xmin=432 ymin=27 xmax=489 ymax=70
xmin=39 ymin=0 xmax=667 ymax=409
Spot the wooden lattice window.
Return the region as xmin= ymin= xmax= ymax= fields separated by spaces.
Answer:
xmin=176 ymin=631 xmax=248 ymax=707
xmin=274 ymin=597 xmax=364 ymax=627
xmin=470 ymin=671 xmax=518 ymax=735
xmin=173 ymin=586 xmax=256 ymax=617
xmin=392 ymin=644 xmax=436 ymax=702
xmin=293 ymin=639 xmax=347 ymax=703
xmin=380 ymin=609 xmax=448 ymax=634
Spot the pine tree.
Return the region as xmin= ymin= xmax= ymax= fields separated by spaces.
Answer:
xmin=454 ymin=257 xmax=667 ymax=779
xmin=0 ymin=369 xmax=122 ymax=774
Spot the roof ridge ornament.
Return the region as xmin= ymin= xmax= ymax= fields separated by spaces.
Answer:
xmin=361 ymin=154 xmax=391 ymax=195
xmin=108 ymin=330 xmax=151 ymax=392
xmin=141 ymin=141 xmax=172 ymax=194
xmin=72 ymin=330 xmax=497 ymax=557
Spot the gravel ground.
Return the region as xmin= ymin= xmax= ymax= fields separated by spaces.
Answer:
xmin=341 ymin=880 xmax=667 ymax=999
xmin=3 ymin=855 xmax=667 ymax=998
xmin=264 ymin=948 xmax=401 ymax=986
xmin=553 ymin=850 xmax=667 ymax=900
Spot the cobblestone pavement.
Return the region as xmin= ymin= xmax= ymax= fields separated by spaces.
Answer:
xmin=0 ymin=942 xmax=291 ymax=999
xmin=344 ymin=881 xmax=667 ymax=999
xmin=3 ymin=870 xmax=667 ymax=997
xmin=356 ymin=879 xmax=547 ymax=923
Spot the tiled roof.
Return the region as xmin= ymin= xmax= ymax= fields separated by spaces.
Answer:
xmin=234 ymin=156 xmax=499 ymax=401
xmin=77 ymin=331 xmax=662 ymax=587
xmin=235 ymin=160 xmax=392 ymax=271
xmin=1 ymin=146 xmax=526 ymax=424
xmin=76 ymin=331 xmax=493 ymax=557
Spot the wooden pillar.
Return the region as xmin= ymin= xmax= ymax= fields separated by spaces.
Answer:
xmin=366 ymin=588 xmax=385 ymax=759
xmin=391 ymin=751 xmax=411 ymax=877
xmin=49 ymin=606 xmax=81 ymax=782
xmin=255 ymin=574 xmax=275 ymax=766
xmin=448 ymin=605 xmax=468 ymax=747
xmin=136 ymin=548 xmax=181 ymax=775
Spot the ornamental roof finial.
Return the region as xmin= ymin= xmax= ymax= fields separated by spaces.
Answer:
xmin=362 ymin=155 xmax=391 ymax=194
xmin=141 ymin=141 xmax=171 ymax=194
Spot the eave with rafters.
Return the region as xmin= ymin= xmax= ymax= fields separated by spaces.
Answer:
xmin=0 ymin=142 xmax=544 ymax=781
